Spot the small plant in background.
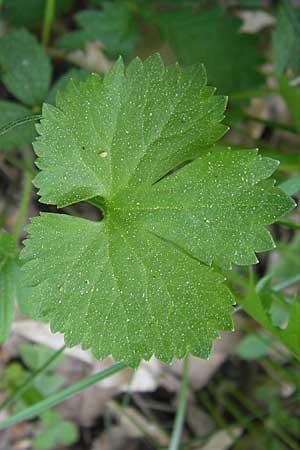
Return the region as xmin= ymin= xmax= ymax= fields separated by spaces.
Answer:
xmin=0 ymin=0 xmax=300 ymax=449
xmin=0 ymin=344 xmax=79 ymax=449
xmin=32 ymin=410 xmax=78 ymax=450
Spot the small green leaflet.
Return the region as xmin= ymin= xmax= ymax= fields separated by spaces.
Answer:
xmin=1 ymin=343 xmax=65 ymax=413
xmin=21 ymin=55 xmax=294 ymax=367
xmin=58 ymin=2 xmax=139 ymax=60
xmin=20 ymin=343 xmax=64 ymax=373
xmin=157 ymin=6 xmax=264 ymax=94
xmin=0 ymin=231 xmax=17 ymax=343
xmin=19 ymin=344 xmax=65 ymax=396
xmin=0 ymin=29 xmax=52 ymax=107
xmin=256 ymin=277 xmax=291 ymax=328
xmin=273 ymin=0 xmax=300 ymax=76
xmin=239 ymin=280 xmax=300 ymax=359
xmin=280 ymin=176 xmax=300 ymax=196
xmin=269 ymin=235 xmax=300 ymax=284
xmin=32 ymin=411 xmax=79 ymax=450
xmin=236 ymin=334 xmax=271 ymax=360
xmin=0 ymin=362 xmax=44 ymax=409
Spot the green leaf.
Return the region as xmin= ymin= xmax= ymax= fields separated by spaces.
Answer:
xmin=21 ymin=214 xmax=234 ymax=367
xmin=0 ymin=362 xmax=27 ymax=390
xmin=1 ymin=343 xmax=65 ymax=414
xmin=33 ymin=56 xmax=227 ymax=208
xmin=239 ymin=281 xmax=300 ymax=359
xmin=0 ymin=362 xmax=44 ymax=410
xmin=0 ymin=29 xmax=52 ymax=107
xmin=32 ymin=411 xmax=79 ymax=450
xmin=0 ymin=231 xmax=17 ymax=344
xmin=270 ymin=236 xmax=300 ymax=283
xmin=157 ymin=6 xmax=264 ymax=94
xmin=280 ymin=176 xmax=300 ymax=195
xmin=270 ymin=296 xmax=291 ymax=329
xmin=256 ymin=277 xmax=291 ymax=328
xmin=34 ymin=374 xmax=65 ymax=396
xmin=32 ymin=411 xmax=78 ymax=450
xmin=1 ymin=0 xmax=75 ymax=28
xmin=21 ymin=55 xmax=294 ymax=367
xmin=126 ymin=148 xmax=293 ymax=269
xmin=273 ymin=0 xmax=300 ymax=76
xmin=58 ymin=2 xmax=139 ymax=60
xmin=279 ymin=76 xmax=300 ymax=132
xmin=0 ymin=101 xmax=36 ymax=151
xmin=20 ymin=344 xmax=64 ymax=373
xmin=46 ymin=68 xmax=91 ymax=105
xmin=237 ymin=334 xmax=271 ymax=360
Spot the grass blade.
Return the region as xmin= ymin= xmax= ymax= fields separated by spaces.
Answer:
xmin=0 ymin=345 xmax=66 ymax=412
xmin=0 ymin=361 xmax=126 ymax=430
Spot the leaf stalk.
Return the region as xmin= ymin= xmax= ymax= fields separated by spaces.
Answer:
xmin=168 ymin=356 xmax=189 ymax=450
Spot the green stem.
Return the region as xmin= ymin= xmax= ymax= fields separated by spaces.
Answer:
xmin=199 ymin=391 xmax=235 ymax=440
xmin=234 ymin=390 xmax=300 ymax=447
xmin=273 ymin=274 xmax=300 ymax=291
xmin=42 ymin=0 xmax=55 ymax=47
xmin=12 ymin=147 xmax=33 ymax=242
xmin=244 ymin=114 xmax=298 ymax=134
xmin=4 ymin=154 xmax=37 ymax=176
xmin=0 ymin=345 xmax=66 ymax=412
xmin=210 ymin=384 xmax=261 ymax=440
xmin=230 ymin=87 xmax=278 ymax=101
xmin=168 ymin=356 xmax=189 ymax=450
xmin=277 ymin=219 xmax=300 ymax=230
xmin=0 ymin=115 xmax=42 ymax=138
xmin=227 ymin=384 xmax=300 ymax=450
xmin=0 ymin=362 xmax=126 ymax=430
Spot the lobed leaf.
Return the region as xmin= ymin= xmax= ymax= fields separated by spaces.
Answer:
xmin=21 ymin=55 xmax=294 ymax=367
